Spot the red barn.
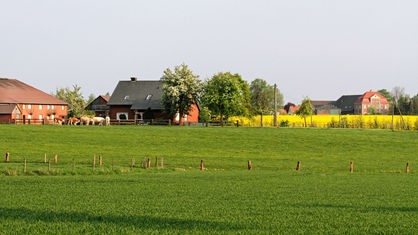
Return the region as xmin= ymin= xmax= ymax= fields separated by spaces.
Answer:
xmin=0 ymin=78 xmax=68 ymax=124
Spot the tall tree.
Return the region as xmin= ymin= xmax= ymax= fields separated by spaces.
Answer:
xmin=202 ymin=72 xmax=249 ymax=126
xmin=54 ymin=85 xmax=86 ymax=117
xmin=250 ymin=78 xmax=271 ymax=126
xmin=297 ymin=97 xmax=314 ymax=127
xmin=160 ymin=63 xmax=202 ymax=125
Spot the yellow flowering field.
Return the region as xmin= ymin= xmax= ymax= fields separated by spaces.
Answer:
xmin=231 ymin=115 xmax=418 ymax=130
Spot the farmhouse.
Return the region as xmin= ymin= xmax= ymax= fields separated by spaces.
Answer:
xmin=311 ymin=91 xmax=389 ymax=115
xmin=107 ymin=77 xmax=199 ymax=124
xmin=85 ymin=95 xmax=110 ymax=117
xmin=354 ymin=91 xmax=389 ymax=115
xmin=0 ymin=78 xmax=68 ymax=124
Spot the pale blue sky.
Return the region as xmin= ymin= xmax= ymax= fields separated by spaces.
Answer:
xmin=1 ymin=0 xmax=417 ymax=103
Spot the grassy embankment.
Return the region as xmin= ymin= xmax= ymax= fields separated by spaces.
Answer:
xmin=0 ymin=125 xmax=417 ymax=234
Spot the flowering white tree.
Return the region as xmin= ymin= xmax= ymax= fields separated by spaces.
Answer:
xmin=160 ymin=64 xmax=202 ymax=125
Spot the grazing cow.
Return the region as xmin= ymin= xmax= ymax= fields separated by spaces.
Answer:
xmin=67 ymin=117 xmax=80 ymax=125
xmin=54 ymin=117 xmax=65 ymax=125
xmin=80 ymin=116 xmax=92 ymax=125
xmin=105 ymin=116 xmax=110 ymax=126
xmin=92 ymin=117 xmax=105 ymax=126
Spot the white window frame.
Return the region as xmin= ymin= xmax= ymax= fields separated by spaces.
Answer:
xmin=116 ymin=112 xmax=129 ymax=120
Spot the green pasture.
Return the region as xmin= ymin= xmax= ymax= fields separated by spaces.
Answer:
xmin=0 ymin=125 xmax=417 ymax=234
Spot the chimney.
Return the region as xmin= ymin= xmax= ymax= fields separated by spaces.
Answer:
xmin=130 ymin=77 xmax=137 ymax=82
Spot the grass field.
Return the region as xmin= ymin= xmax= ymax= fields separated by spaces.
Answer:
xmin=0 ymin=125 xmax=417 ymax=234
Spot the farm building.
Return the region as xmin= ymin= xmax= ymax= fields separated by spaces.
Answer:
xmin=310 ymin=91 xmax=390 ymax=115
xmin=0 ymin=78 xmax=68 ymax=124
xmin=107 ymin=77 xmax=199 ymax=124
xmin=354 ymin=91 xmax=390 ymax=115
xmin=85 ymin=95 xmax=110 ymax=117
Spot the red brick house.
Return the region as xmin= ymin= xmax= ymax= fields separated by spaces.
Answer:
xmin=107 ymin=78 xmax=199 ymax=124
xmin=354 ymin=91 xmax=389 ymax=114
xmin=0 ymin=78 xmax=68 ymax=124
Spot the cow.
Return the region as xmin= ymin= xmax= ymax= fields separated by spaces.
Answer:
xmin=54 ymin=117 xmax=65 ymax=125
xmin=105 ymin=116 xmax=110 ymax=126
xmin=80 ymin=116 xmax=92 ymax=125
xmin=67 ymin=117 xmax=80 ymax=125
xmin=92 ymin=117 xmax=105 ymax=126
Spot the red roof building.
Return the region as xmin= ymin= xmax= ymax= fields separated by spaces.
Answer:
xmin=354 ymin=91 xmax=389 ymax=115
xmin=0 ymin=78 xmax=68 ymax=124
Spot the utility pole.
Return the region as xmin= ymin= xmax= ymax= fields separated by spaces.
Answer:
xmin=273 ymin=83 xmax=278 ymax=127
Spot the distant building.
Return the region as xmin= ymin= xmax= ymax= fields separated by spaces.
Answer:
xmin=107 ymin=77 xmax=199 ymax=124
xmin=85 ymin=95 xmax=110 ymax=117
xmin=310 ymin=101 xmax=340 ymax=115
xmin=0 ymin=78 xmax=67 ymax=124
xmin=309 ymin=91 xmax=389 ymax=115
xmin=354 ymin=91 xmax=389 ymax=114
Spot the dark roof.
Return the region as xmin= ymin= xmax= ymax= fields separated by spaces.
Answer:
xmin=336 ymin=95 xmax=361 ymax=113
xmin=108 ymin=80 xmax=163 ymax=110
xmin=0 ymin=104 xmax=21 ymax=114
xmin=0 ymin=78 xmax=67 ymax=105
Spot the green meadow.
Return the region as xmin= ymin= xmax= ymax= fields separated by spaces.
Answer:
xmin=0 ymin=125 xmax=417 ymax=234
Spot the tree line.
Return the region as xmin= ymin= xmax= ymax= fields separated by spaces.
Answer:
xmin=378 ymin=88 xmax=418 ymax=115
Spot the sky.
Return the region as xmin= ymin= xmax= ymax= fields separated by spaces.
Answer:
xmin=1 ymin=0 xmax=417 ymax=103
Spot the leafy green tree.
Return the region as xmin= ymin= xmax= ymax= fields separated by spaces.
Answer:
xmin=250 ymin=79 xmax=284 ymax=126
xmin=411 ymin=94 xmax=418 ymax=115
xmin=202 ymin=72 xmax=249 ymax=126
xmin=297 ymin=97 xmax=314 ymax=127
xmin=160 ymin=63 xmax=202 ymax=125
xmin=250 ymin=78 xmax=271 ymax=126
xmin=54 ymin=85 xmax=86 ymax=117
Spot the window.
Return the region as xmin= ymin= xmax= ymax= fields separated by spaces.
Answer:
xmin=47 ymin=105 xmax=50 ymax=110
xmin=116 ymin=112 xmax=128 ymax=120
xmin=146 ymin=94 xmax=152 ymax=100
xmin=62 ymin=106 xmax=65 ymax=110
xmin=28 ymin=114 xmax=32 ymax=120
xmin=22 ymin=104 xmax=25 ymax=109
xmin=39 ymin=105 xmax=43 ymax=110
xmin=28 ymin=104 xmax=32 ymax=109
xmin=52 ymin=105 xmax=55 ymax=110
xmin=39 ymin=115 xmax=43 ymax=120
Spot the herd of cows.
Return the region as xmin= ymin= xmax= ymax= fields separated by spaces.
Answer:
xmin=55 ymin=116 xmax=111 ymax=126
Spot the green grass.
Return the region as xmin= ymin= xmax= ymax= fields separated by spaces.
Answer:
xmin=0 ymin=125 xmax=417 ymax=234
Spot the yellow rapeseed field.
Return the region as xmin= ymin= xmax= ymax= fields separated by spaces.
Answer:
xmin=231 ymin=115 xmax=418 ymax=130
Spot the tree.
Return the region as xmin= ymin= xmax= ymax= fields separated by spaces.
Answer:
xmin=202 ymin=72 xmax=249 ymax=126
xmin=250 ymin=78 xmax=271 ymax=126
xmin=54 ymin=85 xmax=87 ymax=117
xmin=250 ymin=79 xmax=285 ymax=126
xmin=297 ymin=97 xmax=314 ymax=127
xmin=160 ymin=63 xmax=202 ymax=125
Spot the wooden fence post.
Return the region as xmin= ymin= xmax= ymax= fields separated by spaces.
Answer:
xmin=350 ymin=161 xmax=354 ymax=173
xmin=24 ymin=158 xmax=27 ymax=174
xmin=44 ymin=154 xmax=47 ymax=163
xmin=296 ymin=161 xmax=301 ymax=172
xmin=406 ymin=162 xmax=410 ymax=174
xmin=161 ymin=157 xmax=164 ymax=169
xmin=48 ymin=159 xmax=51 ymax=172
xmin=155 ymin=157 xmax=158 ymax=168
xmin=131 ymin=158 xmax=135 ymax=168
xmin=147 ymin=158 xmax=151 ymax=169
xmin=54 ymin=154 xmax=58 ymax=164
xmin=99 ymin=155 xmax=103 ymax=166
xmin=200 ymin=160 xmax=204 ymax=171
xmin=248 ymin=160 xmax=252 ymax=171
xmin=93 ymin=155 xmax=96 ymax=170
xmin=5 ymin=152 xmax=9 ymax=162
